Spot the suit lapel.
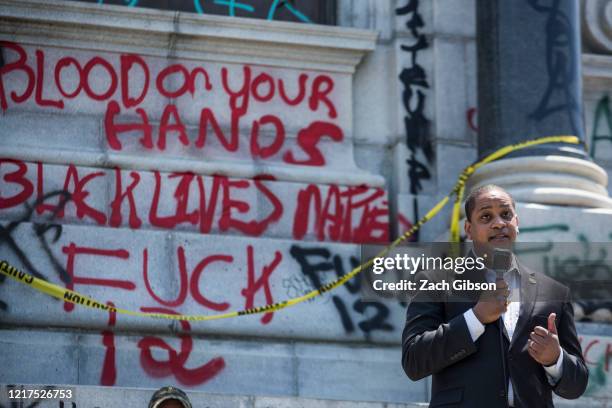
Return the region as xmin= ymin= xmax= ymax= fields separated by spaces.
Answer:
xmin=509 ymin=264 xmax=538 ymax=351
xmin=499 ymin=318 xmax=510 ymax=343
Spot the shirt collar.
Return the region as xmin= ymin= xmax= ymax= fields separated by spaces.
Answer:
xmin=508 ymin=254 xmax=520 ymax=275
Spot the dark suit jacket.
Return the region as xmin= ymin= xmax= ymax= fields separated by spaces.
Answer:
xmin=401 ymin=262 xmax=588 ymax=407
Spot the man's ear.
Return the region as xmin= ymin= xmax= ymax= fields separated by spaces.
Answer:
xmin=515 ymin=216 xmax=519 ymax=233
xmin=464 ymin=219 xmax=472 ymax=240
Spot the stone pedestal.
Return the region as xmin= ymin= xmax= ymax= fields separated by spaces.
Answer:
xmin=465 ymin=155 xmax=612 ymax=208
xmin=475 ymin=0 xmax=611 ymax=208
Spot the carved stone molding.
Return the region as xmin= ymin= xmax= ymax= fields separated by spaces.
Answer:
xmin=466 ymin=155 xmax=612 ymax=208
xmin=582 ymin=0 xmax=612 ymax=55
xmin=0 ymin=0 xmax=377 ymax=73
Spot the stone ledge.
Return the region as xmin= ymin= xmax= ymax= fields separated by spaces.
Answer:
xmin=583 ymin=54 xmax=612 ymax=87
xmin=0 ymin=0 xmax=377 ymax=73
xmin=0 ymin=329 xmax=427 ymax=404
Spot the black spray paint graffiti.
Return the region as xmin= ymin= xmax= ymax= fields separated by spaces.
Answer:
xmin=527 ymin=0 xmax=579 ymax=135
xmin=396 ymin=0 xmax=433 ymax=241
xmin=590 ymin=95 xmax=612 ymax=159
xmin=519 ymin=223 xmax=612 ymax=322
xmin=0 ymin=191 xmax=73 ymax=311
xmin=289 ymin=245 xmax=393 ymax=336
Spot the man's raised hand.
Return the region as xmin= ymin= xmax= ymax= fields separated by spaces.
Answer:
xmin=528 ymin=313 xmax=561 ymax=366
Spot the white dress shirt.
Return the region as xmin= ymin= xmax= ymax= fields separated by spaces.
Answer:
xmin=462 ymin=258 xmax=564 ymax=406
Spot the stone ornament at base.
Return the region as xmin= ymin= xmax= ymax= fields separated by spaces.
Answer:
xmin=466 ymin=155 xmax=612 ymax=208
xmin=582 ymin=0 xmax=612 ymax=54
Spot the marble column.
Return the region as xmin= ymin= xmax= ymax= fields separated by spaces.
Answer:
xmin=470 ymin=0 xmax=612 ymax=208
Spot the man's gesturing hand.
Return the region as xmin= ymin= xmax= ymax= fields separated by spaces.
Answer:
xmin=528 ymin=313 xmax=561 ymax=366
xmin=472 ymin=278 xmax=509 ymax=324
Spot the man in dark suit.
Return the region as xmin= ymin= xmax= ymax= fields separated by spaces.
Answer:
xmin=401 ymin=185 xmax=588 ymax=407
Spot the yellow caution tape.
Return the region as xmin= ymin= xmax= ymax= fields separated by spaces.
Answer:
xmin=0 ymin=135 xmax=581 ymax=321
xmin=448 ymin=135 xmax=580 ymax=242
